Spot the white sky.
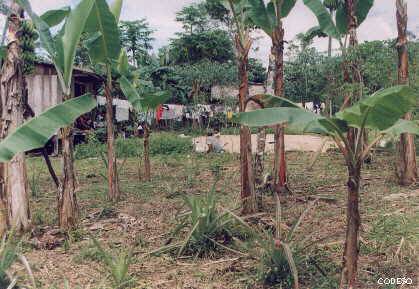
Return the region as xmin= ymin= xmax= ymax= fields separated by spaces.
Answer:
xmin=6 ymin=0 xmax=419 ymax=65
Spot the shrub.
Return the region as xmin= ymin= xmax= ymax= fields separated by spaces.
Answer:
xmin=149 ymin=133 xmax=192 ymax=155
xmin=75 ymin=132 xmax=192 ymax=160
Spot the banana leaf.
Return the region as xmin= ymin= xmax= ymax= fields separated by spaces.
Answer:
xmin=336 ymin=0 xmax=374 ymax=35
xmin=40 ymin=6 xmax=71 ymax=27
xmin=303 ymin=0 xmax=340 ymax=39
xmin=336 ymin=85 xmax=416 ymax=131
xmin=85 ymin=0 xmax=121 ymax=64
xmin=0 ymin=94 xmax=96 ymax=162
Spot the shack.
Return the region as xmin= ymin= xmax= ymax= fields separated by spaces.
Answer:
xmin=26 ymin=62 xmax=103 ymax=153
xmin=26 ymin=62 xmax=102 ymax=116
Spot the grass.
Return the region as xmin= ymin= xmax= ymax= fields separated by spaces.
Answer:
xmin=20 ymin=137 xmax=418 ymax=289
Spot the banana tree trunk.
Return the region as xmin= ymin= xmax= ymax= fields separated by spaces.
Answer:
xmin=143 ymin=123 xmax=151 ymax=181
xmin=236 ymin=34 xmax=256 ymax=215
xmin=341 ymin=1 xmax=361 ymax=287
xmin=58 ymin=125 xmax=78 ymax=230
xmin=396 ymin=0 xmax=417 ymax=185
xmin=105 ymin=77 xmax=120 ymax=201
xmin=272 ymin=24 xmax=289 ymax=194
xmin=342 ymin=163 xmax=361 ymax=289
xmin=254 ymin=127 xmax=266 ymax=209
xmin=254 ymin=54 xmax=275 ymax=208
xmin=0 ymin=3 xmax=30 ymax=233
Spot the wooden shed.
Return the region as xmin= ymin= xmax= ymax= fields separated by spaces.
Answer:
xmin=25 ymin=62 xmax=103 ymax=154
xmin=26 ymin=62 xmax=103 ymax=116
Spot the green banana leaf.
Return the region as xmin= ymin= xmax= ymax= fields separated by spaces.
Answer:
xmin=40 ymin=6 xmax=71 ymax=27
xmin=252 ymin=94 xmax=300 ymax=109
xmin=248 ymin=0 xmax=275 ymax=36
xmin=237 ymin=85 xmax=418 ymax=139
xmin=336 ymin=0 xmax=374 ymax=35
xmin=119 ymin=76 xmax=170 ymax=112
xmin=336 ymin=85 xmax=416 ymax=131
xmin=119 ymin=76 xmax=142 ymax=111
xmin=304 ymin=26 xmax=328 ymax=41
xmin=141 ymin=91 xmax=171 ymax=111
xmin=303 ymin=0 xmax=340 ymax=39
xmin=0 ymin=94 xmax=96 ymax=162
xmin=280 ymin=0 xmax=297 ymax=18
xmin=55 ymin=0 xmax=95 ymax=90
xmin=110 ymin=0 xmax=123 ymax=21
xmin=235 ymin=107 xmax=322 ymax=131
xmin=383 ymin=119 xmax=419 ymax=137
xmin=85 ymin=0 xmax=121 ymax=64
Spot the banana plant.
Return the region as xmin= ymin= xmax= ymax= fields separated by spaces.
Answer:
xmin=303 ymin=0 xmax=373 ymax=48
xmin=220 ymin=0 xmax=257 ymax=214
xmin=16 ymin=0 xmax=95 ymax=230
xmin=247 ymin=0 xmax=297 ymax=194
xmin=82 ymin=0 xmax=123 ymax=201
xmin=395 ymin=0 xmax=417 ymax=185
xmin=119 ymin=75 xmax=170 ymax=182
xmin=236 ymin=85 xmax=419 ymax=288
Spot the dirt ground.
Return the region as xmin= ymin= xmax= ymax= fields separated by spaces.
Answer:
xmin=193 ymin=134 xmax=336 ymax=153
xmin=11 ymin=148 xmax=419 ymax=289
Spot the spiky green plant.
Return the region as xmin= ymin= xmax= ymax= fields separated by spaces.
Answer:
xmin=162 ymin=184 xmax=238 ymax=257
xmin=92 ymin=238 xmax=134 ymax=289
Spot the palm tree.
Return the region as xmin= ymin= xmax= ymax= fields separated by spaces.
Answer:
xmin=248 ymin=0 xmax=298 ymax=194
xmin=396 ymin=0 xmax=417 ymax=185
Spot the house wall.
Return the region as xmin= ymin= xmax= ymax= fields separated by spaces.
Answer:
xmin=211 ymin=84 xmax=265 ymax=100
xmin=26 ymin=74 xmax=62 ymax=116
xmin=26 ymin=63 xmax=100 ymax=116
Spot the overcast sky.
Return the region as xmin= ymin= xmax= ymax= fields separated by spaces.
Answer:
xmin=11 ymin=0 xmax=419 ymax=64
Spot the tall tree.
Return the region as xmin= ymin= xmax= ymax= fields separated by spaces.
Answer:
xmin=17 ymin=0 xmax=95 ymax=230
xmin=396 ymin=0 xmax=417 ymax=185
xmin=0 ymin=1 xmax=30 ymax=233
xmin=168 ymin=29 xmax=235 ymax=65
xmin=119 ymin=19 xmax=154 ymax=66
xmin=176 ymin=3 xmax=210 ymax=35
xmin=84 ymin=0 xmax=123 ymax=202
xmin=248 ymin=0 xmax=298 ymax=194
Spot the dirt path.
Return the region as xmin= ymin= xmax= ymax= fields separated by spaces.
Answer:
xmin=193 ymin=134 xmax=336 ymax=153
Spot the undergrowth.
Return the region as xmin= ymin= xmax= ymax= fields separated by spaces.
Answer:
xmin=75 ymin=132 xmax=192 ymax=160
